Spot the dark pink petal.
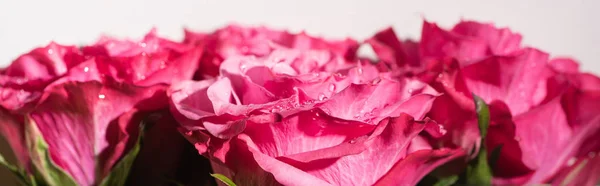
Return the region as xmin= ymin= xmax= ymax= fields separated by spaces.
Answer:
xmin=0 ymin=42 xmax=85 ymax=111
xmin=549 ymin=58 xmax=580 ymax=74
xmin=451 ymin=21 xmax=522 ymax=55
xmin=420 ymin=21 xmax=488 ymax=66
xmin=83 ymin=30 xmax=202 ymax=86
xmin=367 ymin=27 xmax=420 ymax=69
xmin=28 ymin=81 xmax=165 ymax=185
xmin=0 ymin=110 xmax=30 ymax=170
xmin=230 ymin=113 xmax=446 ymax=185
xmin=319 ymin=77 xmax=438 ymax=123
xmin=186 ymin=24 xmax=358 ymax=79
xmin=460 ymin=48 xmax=549 ymax=115
xmin=374 ymin=148 xmax=465 ymax=185
xmin=487 ymin=98 xmax=573 ymax=184
xmin=2 ymin=42 xmax=83 ymax=81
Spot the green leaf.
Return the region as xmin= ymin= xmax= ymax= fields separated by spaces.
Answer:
xmin=25 ymin=116 xmax=78 ymax=186
xmin=98 ymin=122 xmax=146 ymax=186
xmin=465 ymin=94 xmax=493 ymax=185
xmin=433 ymin=175 xmax=459 ymax=186
xmin=211 ymin=173 xmax=237 ymax=186
xmin=472 ymin=94 xmax=490 ymax=139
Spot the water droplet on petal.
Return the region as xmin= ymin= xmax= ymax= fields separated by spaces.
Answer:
xmin=83 ymin=67 xmax=89 ymax=72
xmin=159 ymin=61 xmax=167 ymax=69
xmin=313 ymin=72 xmax=320 ymax=77
xmin=315 ymin=112 xmax=320 ymax=117
xmin=357 ymin=68 xmax=363 ymax=74
xmin=98 ymin=94 xmax=106 ymax=99
xmin=312 ymin=117 xmax=317 ymax=121
xmin=566 ymin=157 xmax=577 ymax=166
xmin=329 ymin=84 xmax=336 ymax=92
xmin=140 ymin=42 xmax=147 ymax=48
xmin=371 ymin=78 xmax=381 ymax=85
xmin=407 ymin=88 xmax=414 ymax=94
xmin=318 ymin=94 xmax=327 ymax=101
xmin=240 ymin=64 xmax=247 ymax=70
xmin=47 ymin=49 xmax=54 ymax=54
xmin=349 ymin=139 xmax=356 ymax=144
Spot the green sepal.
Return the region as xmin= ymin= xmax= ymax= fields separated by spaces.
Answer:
xmin=464 ymin=94 xmax=494 ymax=185
xmin=211 ymin=173 xmax=237 ymax=186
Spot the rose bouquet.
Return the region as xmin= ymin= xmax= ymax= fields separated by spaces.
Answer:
xmin=0 ymin=20 xmax=598 ymax=186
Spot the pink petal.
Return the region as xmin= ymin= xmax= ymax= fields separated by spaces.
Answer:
xmin=460 ymin=48 xmax=549 ymax=115
xmin=367 ymin=27 xmax=420 ymax=69
xmin=319 ymin=77 xmax=438 ymax=123
xmin=0 ymin=109 xmax=30 ymax=171
xmin=374 ymin=148 xmax=465 ymax=185
xmin=28 ymin=81 xmax=165 ymax=185
xmin=451 ymin=20 xmax=522 ymax=55
xmin=420 ymin=21 xmax=488 ymax=66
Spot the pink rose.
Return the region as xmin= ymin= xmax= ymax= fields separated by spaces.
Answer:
xmin=367 ymin=20 xmax=522 ymax=76
xmin=169 ymin=46 xmax=465 ymax=185
xmin=0 ymin=42 xmax=86 ymax=172
xmin=389 ymin=20 xmax=600 ymax=185
xmin=80 ymin=29 xmax=202 ymax=87
xmin=486 ymin=58 xmax=600 ymax=185
xmin=0 ymin=29 xmax=203 ymax=185
xmin=184 ymin=24 xmax=359 ymax=79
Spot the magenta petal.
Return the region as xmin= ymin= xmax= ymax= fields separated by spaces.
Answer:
xmin=451 ymin=21 xmax=522 ymax=55
xmin=420 ymin=21 xmax=488 ymax=66
xmin=374 ymin=149 xmax=465 ymax=185
xmin=319 ymin=78 xmax=437 ymax=123
xmin=461 ymin=48 xmax=549 ymax=115
xmin=367 ymin=27 xmax=420 ymax=69
xmin=0 ymin=110 xmax=30 ymax=170
xmin=236 ymin=113 xmax=444 ymax=185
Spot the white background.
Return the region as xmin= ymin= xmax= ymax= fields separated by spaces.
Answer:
xmin=1 ymin=0 xmax=598 ymax=74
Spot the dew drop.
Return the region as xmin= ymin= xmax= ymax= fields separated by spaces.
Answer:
xmin=357 ymin=68 xmax=363 ymax=75
xmin=312 ymin=117 xmax=317 ymax=121
xmin=240 ymin=64 xmax=247 ymax=70
xmin=47 ymin=49 xmax=54 ymax=54
xmin=407 ymin=88 xmax=414 ymax=94
xmin=349 ymin=139 xmax=357 ymax=144
xmin=313 ymin=72 xmax=320 ymax=77
xmin=329 ymin=84 xmax=336 ymax=92
xmin=566 ymin=157 xmax=577 ymax=166
xmin=83 ymin=67 xmax=89 ymax=72
xmin=140 ymin=42 xmax=147 ymax=48
xmin=98 ymin=94 xmax=106 ymax=99
xmin=315 ymin=112 xmax=320 ymax=117
xmin=318 ymin=94 xmax=327 ymax=101
xmin=371 ymin=78 xmax=381 ymax=85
